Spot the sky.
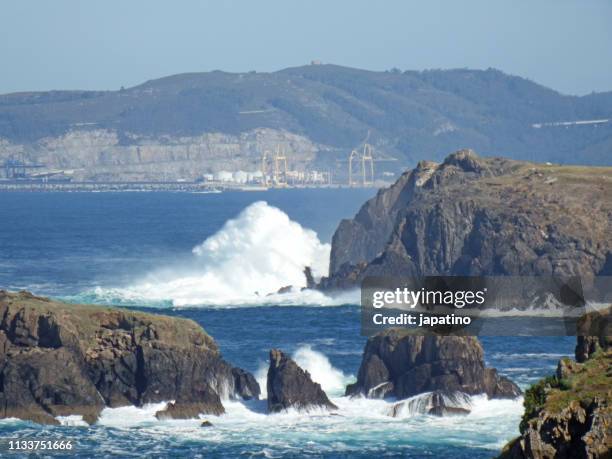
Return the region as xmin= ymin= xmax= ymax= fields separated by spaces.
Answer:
xmin=1 ymin=0 xmax=611 ymax=96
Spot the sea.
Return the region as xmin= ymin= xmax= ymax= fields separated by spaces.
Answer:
xmin=0 ymin=189 xmax=574 ymax=458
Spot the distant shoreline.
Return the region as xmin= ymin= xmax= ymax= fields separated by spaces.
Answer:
xmin=0 ymin=180 xmax=384 ymax=193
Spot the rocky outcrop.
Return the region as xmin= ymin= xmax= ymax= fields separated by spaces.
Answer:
xmin=324 ymin=150 xmax=612 ymax=288
xmin=266 ymin=349 xmax=337 ymax=413
xmin=575 ymin=307 xmax=611 ymax=363
xmin=576 ymin=336 xmax=609 ymax=363
xmin=0 ymin=290 xmax=259 ymax=425
xmin=231 ymin=367 xmax=261 ymax=401
xmin=499 ymin=338 xmax=611 ymax=459
xmin=346 ymin=329 xmax=521 ymax=402
xmin=510 ymin=398 xmax=610 ymax=459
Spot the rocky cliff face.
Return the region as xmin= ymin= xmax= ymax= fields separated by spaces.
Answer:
xmin=575 ymin=307 xmax=611 ymax=363
xmin=0 ymin=290 xmax=259 ymax=425
xmin=325 ymin=150 xmax=612 ymax=287
xmin=0 ymin=128 xmax=321 ymax=181
xmin=346 ymin=329 xmax=521 ymax=403
xmin=499 ymin=334 xmax=611 ymax=459
xmin=267 ymin=349 xmax=337 ymax=413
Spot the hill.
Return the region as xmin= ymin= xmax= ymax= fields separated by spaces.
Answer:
xmin=1 ymin=65 xmax=611 ymax=181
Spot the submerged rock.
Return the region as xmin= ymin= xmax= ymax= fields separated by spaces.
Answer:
xmin=387 ymin=391 xmax=472 ymax=417
xmin=0 ymin=290 xmax=259 ymax=424
xmin=155 ymin=398 xmax=223 ymax=420
xmin=266 ymin=349 xmax=337 ymax=413
xmin=346 ymin=330 xmax=521 ymax=401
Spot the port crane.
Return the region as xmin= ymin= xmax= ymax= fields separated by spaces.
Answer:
xmin=348 ymin=143 xmax=375 ymax=186
xmin=2 ymin=157 xmax=45 ymax=179
xmin=261 ymin=146 xmax=288 ymax=186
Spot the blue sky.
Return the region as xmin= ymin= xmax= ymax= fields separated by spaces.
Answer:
xmin=1 ymin=0 xmax=611 ymax=95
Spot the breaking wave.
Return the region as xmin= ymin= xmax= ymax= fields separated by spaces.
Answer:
xmin=77 ymin=202 xmax=356 ymax=307
xmin=293 ymin=345 xmax=353 ymax=396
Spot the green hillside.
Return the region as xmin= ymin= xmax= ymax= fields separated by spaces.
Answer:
xmin=1 ymin=65 xmax=611 ymax=166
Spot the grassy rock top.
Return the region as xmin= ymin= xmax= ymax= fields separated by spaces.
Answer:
xmin=500 ymin=335 xmax=611 ymax=458
xmin=327 ymin=151 xmax=612 ymax=285
xmin=0 ymin=290 xmax=218 ymax=354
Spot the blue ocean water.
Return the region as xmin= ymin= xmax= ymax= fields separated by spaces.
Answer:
xmin=0 ymin=190 xmax=574 ymax=458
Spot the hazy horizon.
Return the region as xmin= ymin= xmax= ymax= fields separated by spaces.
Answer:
xmin=1 ymin=0 xmax=611 ymax=96
xmin=2 ymin=63 xmax=611 ymax=98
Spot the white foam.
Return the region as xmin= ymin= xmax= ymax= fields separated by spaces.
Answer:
xmin=56 ymin=415 xmax=88 ymax=427
xmin=292 ymin=345 xmax=353 ymax=396
xmin=255 ymin=361 xmax=269 ymax=399
xmin=84 ymin=351 xmax=523 ymax=453
xmin=96 ymin=401 xmax=170 ymax=427
xmin=86 ymin=202 xmax=354 ymax=307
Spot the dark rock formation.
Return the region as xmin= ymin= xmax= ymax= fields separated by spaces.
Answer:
xmin=155 ymin=398 xmax=223 ymax=421
xmin=501 ymin=398 xmax=611 ymax=459
xmin=231 ymin=367 xmax=261 ymax=400
xmin=346 ymin=329 xmax=521 ymax=401
xmin=303 ymin=267 xmax=316 ymax=290
xmin=0 ymin=290 xmax=259 ymax=425
xmin=576 ymin=335 xmax=610 ymax=364
xmin=575 ymin=306 xmax=611 ymax=363
xmin=266 ymin=349 xmax=337 ymax=413
xmin=499 ymin=336 xmax=611 ymax=459
xmin=323 ymin=150 xmax=612 ymax=288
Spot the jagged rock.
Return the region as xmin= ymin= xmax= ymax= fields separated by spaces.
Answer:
xmin=303 ymin=267 xmax=316 ymax=290
xmin=576 ymin=336 xmax=604 ymax=363
xmin=575 ymin=307 xmax=611 ymax=363
xmin=0 ymin=290 xmax=259 ymax=425
xmin=267 ymin=349 xmax=337 ymax=413
xmin=500 ymin=398 xmax=611 ymax=459
xmin=324 ymin=151 xmax=611 ymax=288
xmin=346 ymin=330 xmax=521 ymax=400
xmin=387 ymin=391 xmax=472 ymax=417
xmin=232 ymin=367 xmax=261 ymax=400
xmin=499 ymin=338 xmax=611 ymax=459
xmin=346 ymin=353 xmax=390 ymax=397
